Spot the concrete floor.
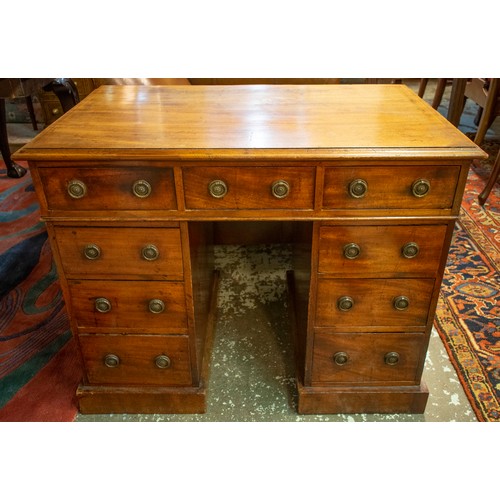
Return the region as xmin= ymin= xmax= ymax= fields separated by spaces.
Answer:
xmin=6 ymin=79 xmax=497 ymax=422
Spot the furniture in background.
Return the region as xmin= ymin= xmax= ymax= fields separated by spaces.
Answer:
xmin=446 ymin=79 xmax=500 ymax=205
xmin=1 ymin=78 xmax=79 ymax=178
xmin=13 ymin=84 xmax=485 ymax=415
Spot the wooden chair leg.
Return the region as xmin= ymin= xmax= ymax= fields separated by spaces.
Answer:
xmin=0 ymin=98 xmax=27 ymax=178
xmin=478 ymin=149 xmax=500 ymax=205
xmin=473 ymin=79 xmax=499 ymax=145
xmin=418 ymin=79 xmax=428 ymax=98
xmin=431 ymin=78 xmax=448 ymax=109
xmin=25 ymin=95 xmax=38 ymax=131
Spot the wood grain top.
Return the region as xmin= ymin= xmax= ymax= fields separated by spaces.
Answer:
xmin=14 ymin=84 xmax=486 ymax=161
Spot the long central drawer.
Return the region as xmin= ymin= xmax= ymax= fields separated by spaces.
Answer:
xmin=182 ymin=166 xmax=315 ymax=209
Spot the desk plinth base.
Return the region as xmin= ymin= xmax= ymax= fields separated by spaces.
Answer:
xmin=296 ymin=380 xmax=429 ymax=414
xmin=76 ymin=384 xmax=208 ymax=414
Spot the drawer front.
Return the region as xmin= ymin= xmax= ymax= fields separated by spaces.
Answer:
xmin=315 ymin=278 xmax=435 ymax=328
xmin=54 ymin=226 xmax=183 ymax=279
xmin=311 ymin=332 xmax=424 ymax=385
xmin=318 ymin=224 xmax=448 ymax=276
xmin=79 ymin=334 xmax=192 ymax=386
xmin=38 ymin=167 xmax=177 ymax=211
xmin=68 ymin=280 xmax=187 ymax=332
xmin=183 ymin=166 xmax=315 ymax=209
xmin=323 ymin=165 xmax=460 ymax=209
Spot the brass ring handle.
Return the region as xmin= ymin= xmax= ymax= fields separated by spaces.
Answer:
xmin=348 ymin=178 xmax=368 ymax=198
xmin=142 ymin=244 xmax=160 ymax=261
xmin=132 ymin=179 xmax=152 ymax=198
xmin=337 ymin=296 xmax=354 ymax=311
xmin=412 ymin=178 xmax=431 ymax=198
xmin=343 ymin=243 xmax=361 ymax=259
xmin=271 ymin=180 xmax=290 ymax=199
xmin=384 ymin=352 xmax=400 ymax=366
xmin=208 ymin=179 xmax=228 ymax=198
xmin=83 ymin=243 xmax=101 ymax=260
xmin=155 ymin=355 xmax=171 ymax=369
xmin=67 ymin=179 xmax=87 ymax=199
xmin=148 ymin=298 xmax=165 ymax=314
xmin=393 ymin=295 xmax=410 ymax=311
xmin=402 ymin=242 xmax=419 ymax=259
xmin=95 ymin=297 xmax=112 ymax=313
xmin=333 ymin=352 xmax=349 ymax=366
xmin=104 ymin=354 xmax=120 ymax=368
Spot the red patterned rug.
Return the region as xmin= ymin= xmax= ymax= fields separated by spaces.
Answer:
xmin=434 ymin=141 xmax=500 ymax=422
xmin=0 ymin=162 xmax=82 ymax=421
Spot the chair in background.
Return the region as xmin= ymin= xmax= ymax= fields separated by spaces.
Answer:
xmin=418 ymin=78 xmax=452 ymax=109
xmin=444 ymin=78 xmax=500 ymax=206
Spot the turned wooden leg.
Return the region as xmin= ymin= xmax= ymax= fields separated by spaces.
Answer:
xmin=0 ymin=98 xmax=27 ymax=178
xmin=478 ymin=150 xmax=500 ymax=205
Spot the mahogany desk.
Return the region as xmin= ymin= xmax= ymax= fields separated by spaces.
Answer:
xmin=13 ymin=84 xmax=486 ymax=415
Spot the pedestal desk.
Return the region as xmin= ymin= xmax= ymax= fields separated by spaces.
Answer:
xmin=13 ymin=84 xmax=486 ymax=415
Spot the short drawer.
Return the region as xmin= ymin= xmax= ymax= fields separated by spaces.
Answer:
xmin=79 ymin=334 xmax=192 ymax=386
xmin=322 ymin=165 xmax=460 ymax=209
xmin=37 ymin=166 xmax=177 ymax=211
xmin=315 ymin=278 xmax=435 ymax=328
xmin=311 ymin=332 xmax=424 ymax=385
xmin=53 ymin=226 xmax=183 ymax=279
xmin=68 ymin=280 xmax=187 ymax=332
xmin=318 ymin=224 xmax=448 ymax=276
xmin=183 ymin=166 xmax=315 ymax=209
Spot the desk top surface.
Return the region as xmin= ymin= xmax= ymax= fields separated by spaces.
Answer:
xmin=14 ymin=84 xmax=486 ymax=161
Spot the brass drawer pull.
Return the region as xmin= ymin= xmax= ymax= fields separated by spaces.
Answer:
xmin=208 ymin=179 xmax=228 ymax=198
xmin=67 ymin=179 xmax=87 ymax=199
xmin=348 ymin=178 xmax=368 ymax=198
xmin=402 ymin=242 xmax=419 ymax=259
xmin=95 ymin=297 xmax=112 ymax=313
xmin=333 ymin=352 xmax=349 ymax=365
xmin=384 ymin=352 xmax=400 ymax=366
xmin=337 ymin=296 xmax=354 ymax=311
xmin=142 ymin=244 xmax=160 ymax=261
xmin=412 ymin=178 xmax=431 ymax=197
xmin=271 ymin=180 xmax=290 ymax=199
xmin=104 ymin=354 xmax=120 ymax=368
xmin=83 ymin=243 xmax=101 ymax=260
xmin=149 ymin=298 xmax=165 ymax=314
xmin=155 ymin=355 xmax=171 ymax=369
xmin=343 ymin=243 xmax=361 ymax=259
xmin=393 ymin=295 xmax=410 ymax=311
xmin=132 ymin=179 xmax=152 ymax=198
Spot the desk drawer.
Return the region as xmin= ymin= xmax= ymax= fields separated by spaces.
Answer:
xmin=68 ymin=280 xmax=187 ymax=332
xmin=318 ymin=224 xmax=448 ymax=276
xmin=53 ymin=226 xmax=183 ymax=279
xmin=183 ymin=166 xmax=315 ymax=209
xmin=315 ymin=278 xmax=435 ymax=328
xmin=322 ymin=165 xmax=460 ymax=209
xmin=79 ymin=334 xmax=192 ymax=386
xmin=37 ymin=166 xmax=177 ymax=211
xmin=311 ymin=332 xmax=424 ymax=385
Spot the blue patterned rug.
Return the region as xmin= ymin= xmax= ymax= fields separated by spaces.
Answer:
xmin=0 ymin=164 xmax=80 ymax=421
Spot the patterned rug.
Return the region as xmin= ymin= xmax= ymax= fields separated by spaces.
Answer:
xmin=0 ymin=163 xmax=82 ymax=422
xmin=434 ymin=140 xmax=500 ymax=422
